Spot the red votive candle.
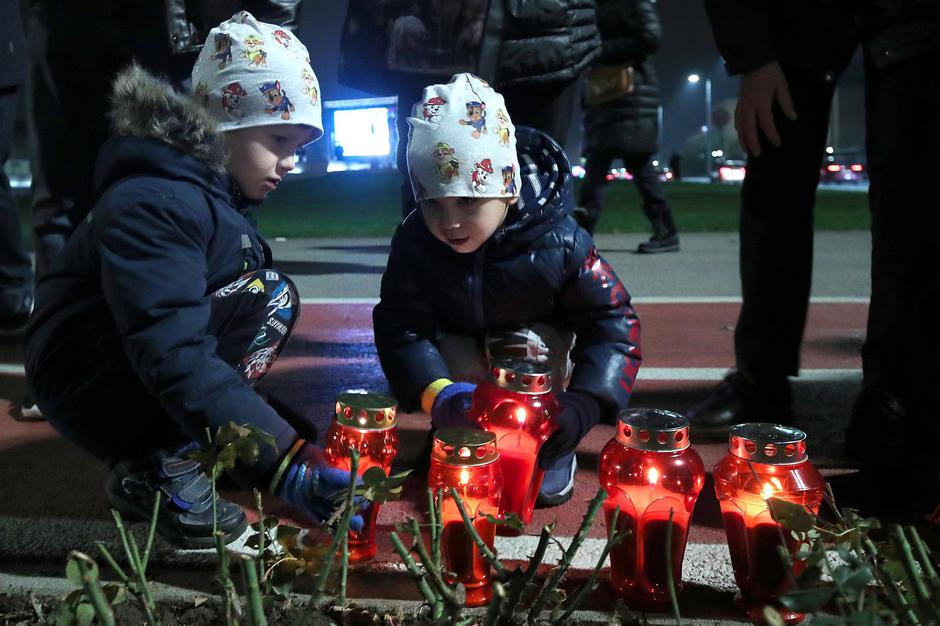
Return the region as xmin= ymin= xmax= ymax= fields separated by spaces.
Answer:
xmin=598 ymin=408 xmax=705 ymax=609
xmin=324 ymin=391 xmax=399 ymax=562
xmin=468 ymin=359 xmax=557 ymax=533
xmin=428 ymin=429 xmax=503 ymax=607
xmin=713 ymin=423 xmax=825 ymax=625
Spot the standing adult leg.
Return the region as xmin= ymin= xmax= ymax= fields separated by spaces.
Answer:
xmin=576 ymin=150 xmax=615 ymax=233
xmin=0 ymin=86 xmax=32 ymax=331
xmin=850 ymin=48 xmax=940 ymax=515
xmin=502 ymin=77 xmax=583 ymax=156
xmin=623 ymin=151 xmax=679 ymax=253
xmin=689 ymin=70 xmax=836 ymax=426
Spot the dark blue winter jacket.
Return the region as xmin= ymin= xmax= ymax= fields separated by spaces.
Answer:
xmin=373 ymin=128 xmax=642 ymax=415
xmin=24 ymin=68 xmax=297 ymax=477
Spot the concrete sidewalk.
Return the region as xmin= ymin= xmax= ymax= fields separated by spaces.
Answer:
xmin=0 ymin=231 xmax=872 ymax=623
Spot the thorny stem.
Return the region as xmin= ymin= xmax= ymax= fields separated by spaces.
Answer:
xmin=95 ymin=542 xmax=130 ymax=584
xmin=141 ymin=491 xmax=161 ymax=572
xmin=528 ymin=489 xmax=606 ymax=622
xmin=890 ymin=525 xmax=940 ymax=623
xmin=389 ymin=531 xmax=441 ymax=612
xmin=340 ymin=534 xmax=349 ymax=608
xmin=907 ymin=526 xmax=940 ymax=598
xmin=448 ymin=487 xmax=508 ymax=578
xmin=409 ymin=517 xmax=459 ymax=607
xmin=428 ymin=488 xmax=442 ymax=569
xmin=255 ymin=489 xmax=268 ymax=594
xmin=483 ymin=581 xmax=507 ymax=626
xmin=111 ymin=510 xmax=161 ymax=625
xmin=238 ymin=554 xmax=267 ymax=626
xmin=70 ymin=551 xmax=116 ymax=626
xmin=503 ymin=525 xmax=553 ymax=619
xmin=552 ymin=507 xmax=626 ymax=625
xmin=310 ymin=449 xmax=361 ymax=606
xmin=664 ymin=508 xmax=682 ymax=625
xmin=862 ymin=537 xmax=920 ymax=625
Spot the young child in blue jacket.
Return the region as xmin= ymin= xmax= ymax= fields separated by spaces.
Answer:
xmin=24 ymin=13 xmax=358 ymax=547
xmin=373 ymin=74 xmax=642 ymax=505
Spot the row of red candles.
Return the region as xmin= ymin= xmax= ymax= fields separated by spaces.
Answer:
xmin=325 ymin=361 xmax=824 ymax=625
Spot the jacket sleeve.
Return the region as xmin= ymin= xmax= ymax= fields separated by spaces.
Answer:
xmin=598 ymin=0 xmax=662 ymax=65
xmin=372 ymin=226 xmax=450 ymax=412
xmin=703 ymin=0 xmax=776 ymax=75
xmin=557 ymin=229 xmax=641 ymax=417
xmin=95 ymin=197 xmax=297 ymax=483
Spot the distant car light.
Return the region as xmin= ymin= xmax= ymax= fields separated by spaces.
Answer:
xmin=849 ymin=164 xmax=864 ymax=172
xmin=825 ymin=164 xmax=843 ymax=173
xmin=719 ymin=165 xmax=746 ymax=182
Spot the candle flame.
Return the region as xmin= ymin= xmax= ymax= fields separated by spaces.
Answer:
xmin=460 ymin=468 xmax=470 ymax=486
xmin=647 ymin=467 xmax=659 ymax=486
xmin=761 ymin=482 xmax=776 ymax=500
xmin=515 ymin=407 xmax=527 ymax=424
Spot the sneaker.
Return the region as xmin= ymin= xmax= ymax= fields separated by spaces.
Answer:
xmin=536 ymin=452 xmax=577 ymax=507
xmin=687 ymin=370 xmax=793 ymax=430
xmin=17 ymin=392 xmax=44 ymax=421
xmin=637 ymin=233 xmax=680 ymax=253
xmin=106 ymin=451 xmax=247 ymax=549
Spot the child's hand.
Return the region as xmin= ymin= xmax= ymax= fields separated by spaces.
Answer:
xmin=538 ymin=391 xmax=602 ymax=468
xmin=274 ymin=442 xmax=365 ymax=530
xmin=431 ymin=382 xmax=479 ymax=430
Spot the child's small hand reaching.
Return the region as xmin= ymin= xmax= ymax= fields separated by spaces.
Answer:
xmin=538 ymin=391 xmax=602 ymax=468
xmin=274 ymin=441 xmax=365 ymax=530
xmin=430 ymin=382 xmax=479 ymax=430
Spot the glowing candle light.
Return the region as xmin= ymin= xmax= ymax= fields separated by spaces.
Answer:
xmin=469 ymin=359 xmax=558 ymax=534
xmin=324 ymin=391 xmax=399 ymax=562
xmin=428 ymin=429 xmax=502 ymax=607
xmin=598 ymin=409 xmax=705 ymax=609
xmin=713 ymin=423 xmax=825 ymax=625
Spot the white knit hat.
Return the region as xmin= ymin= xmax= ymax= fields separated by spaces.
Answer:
xmin=191 ymin=12 xmax=322 ymax=144
xmin=406 ymin=73 xmax=519 ymax=202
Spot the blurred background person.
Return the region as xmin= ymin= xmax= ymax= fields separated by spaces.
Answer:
xmin=574 ymin=0 xmax=679 ymax=253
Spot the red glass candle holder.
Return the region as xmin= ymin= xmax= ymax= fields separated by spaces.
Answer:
xmin=713 ymin=423 xmax=825 ymax=625
xmin=324 ymin=391 xmax=399 ymax=562
xmin=428 ymin=428 xmax=503 ymax=607
xmin=468 ymin=359 xmax=557 ymax=533
xmin=598 ymin=408 xmax=705 ymax=609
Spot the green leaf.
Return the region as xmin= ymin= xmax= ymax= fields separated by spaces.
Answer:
xmin=362 ymin=466 xmax=388 ymax=487
xmin=484 ymin=511 xmax=525 ymax=531
xmin=75 ymin=602 xmax=95 ymax=626
xmin=833 ymin=565 xmax=873 ymax=596
xmin=807 ymin=616 xmax=843 ymax=625
xmin=762 ymin=605 xmax=787 ymax=626
xmin=103 ymin=583 xmax=127 ymax=605
xmin=53 ymin=599 xmax=77 ymax=626
xmin=779 ymin=587 xmax=835 ymax=612
xmin=66 ymin=557 xmax=84 ymax=586
xmin=767 ymin=497 xmax=817 ymax=533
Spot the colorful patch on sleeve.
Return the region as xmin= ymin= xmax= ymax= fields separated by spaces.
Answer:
xmin=259 ymin=80 xmax=295 ymax=120
xmin=268 ymin=282 xmax=295 ymax=322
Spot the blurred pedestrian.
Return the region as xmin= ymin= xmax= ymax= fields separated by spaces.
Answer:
xmin=574 ymin=0 xmax=678 ymax=252
xmin=688 ymin=2 xmax=859 ymax=427
xmin=339 ymin=0 xmax=600 ymax=219
xmin=25 ymin=14 xmax=360 ymax=548
xmin=0 ymin=0 xmax=31 ymax=335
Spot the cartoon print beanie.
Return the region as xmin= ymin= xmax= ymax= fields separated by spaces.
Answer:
xmin=407 ymin=73 xmax=519 ymax=201
xmin=191 ymin=11 xmax=323 ymax=144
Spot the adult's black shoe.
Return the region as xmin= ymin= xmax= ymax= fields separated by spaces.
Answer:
xmin=637 ymin=233 xmax=679 ymax=253
xmin=106 ymin=451 xmax=247 ymax=549
xmin=687 ymin=370 xmax=793 ymax=432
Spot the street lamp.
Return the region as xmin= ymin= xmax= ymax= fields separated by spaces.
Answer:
xmin=688 ymin=73 xmax=712 ymax=180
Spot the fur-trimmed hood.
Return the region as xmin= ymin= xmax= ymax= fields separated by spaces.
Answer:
xmin=108 ymin=64 xmax=226 ymax=171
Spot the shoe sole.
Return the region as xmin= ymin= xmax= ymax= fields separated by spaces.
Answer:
xmin=106 ymin=475 xmax=247 ymax=550
xmin=637 ymin=244 xmax=680 ymax=254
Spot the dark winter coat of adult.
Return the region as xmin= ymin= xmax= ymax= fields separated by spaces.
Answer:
xmin=373 ymin=128 xmax=642 ymax=419
xmin=583 ymin=0 xmax=661 ymax=155
xmin=338 ymin=0 xmax=601 ymax=92
xmin=24 ymin=68 xmax=297 ymax=478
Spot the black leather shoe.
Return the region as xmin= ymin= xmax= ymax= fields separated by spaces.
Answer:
xmin=106 ymin=451 xmax=247 ymax=549
xmin=637 ymin=233 xmax=679 ymax=253
xmin=687 ymin=370 xmax=793 ymax=430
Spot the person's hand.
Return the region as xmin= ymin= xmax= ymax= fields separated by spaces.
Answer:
xmin=735 ymin=61 xmax=797 ymax=157
xmin=274 ymin=442 xmax=365 ymax=530
xmin=538 ymin=391 xmax=602 ymax=469
xmin=430 ymin=382 xmax=478 ymax=430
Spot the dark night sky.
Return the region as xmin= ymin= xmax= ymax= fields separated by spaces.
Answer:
xmin=296 ymin=1 xmax=837 ymax=158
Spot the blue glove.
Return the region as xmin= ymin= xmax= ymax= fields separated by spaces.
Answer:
xmin=538 ymin=391 xmax=602 ymax=469
xmin=430 ymin=382 xmax=479 ymax=430
xmin=274 ymin=442 xmax=365 ymax=531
